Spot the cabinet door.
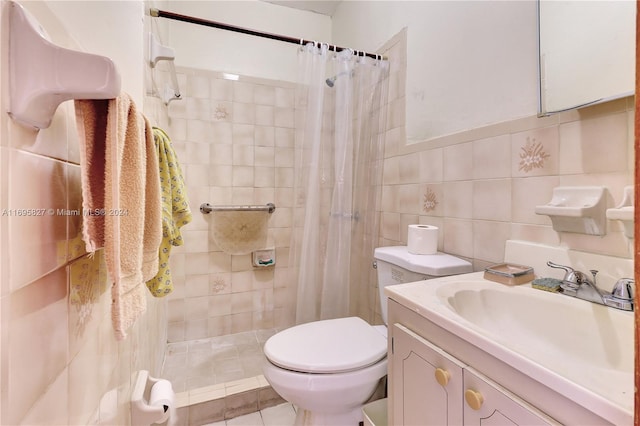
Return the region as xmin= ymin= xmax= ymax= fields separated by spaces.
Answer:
xmin=463 ymin=368 xmax=559 ymax=425
xmin=391 ymin=323 xmax=466 ymax=425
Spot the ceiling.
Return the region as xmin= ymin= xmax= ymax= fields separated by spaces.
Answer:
xmin=261 ymin=1 xmax=342 ymax=17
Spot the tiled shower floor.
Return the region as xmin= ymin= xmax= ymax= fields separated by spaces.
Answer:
xmin=162 ymin=328 xmax=279 ymax=393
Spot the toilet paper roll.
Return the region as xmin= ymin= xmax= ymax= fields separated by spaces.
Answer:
xmin=407 ymin=224 xmax=438 ymax=255
xmin=149 ymin=379 xmax=175 ymax=424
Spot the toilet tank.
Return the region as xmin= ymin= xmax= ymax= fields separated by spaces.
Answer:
xmin=374 ymin=246 xmax=472 ymax=325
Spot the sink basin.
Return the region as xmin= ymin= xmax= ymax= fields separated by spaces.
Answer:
xmin=385 ymin=272 xmax=634 ymax=424
xmin=438 ymin=281 xmax=633 ymax=376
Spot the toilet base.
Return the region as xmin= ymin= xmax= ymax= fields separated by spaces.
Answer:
xmin=294 ymin=406 xmax=363 ymax=426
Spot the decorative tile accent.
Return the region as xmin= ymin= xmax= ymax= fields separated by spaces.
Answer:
xmin=518 ymin=137 xmax=550 ymax=173
xmin=422 ymin=187 xmax=438 ymax=212
xmin=212 ymin=275 xmax=227 ymax=293
xmin=214 ymin=104 xmax=230 ymax=121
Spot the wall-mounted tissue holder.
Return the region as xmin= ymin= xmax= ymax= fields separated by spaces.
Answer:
xmin=148 ymin=32 xmax=181 ymax=105
xmin=131 ymin=370 xmax=175 ymax=425
xmin=534 ymin=186 xmax=607 ymax=236
xmin=606 ymin=185 xmax=634 ymax=238
xmin=8 ymin=1 xmax=121 ymax=129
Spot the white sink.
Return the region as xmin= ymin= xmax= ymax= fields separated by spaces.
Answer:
xmin=385 ymin=272 xmax=634 ymax=425
xmin=439 ymin=281 xmax=633 ymax=374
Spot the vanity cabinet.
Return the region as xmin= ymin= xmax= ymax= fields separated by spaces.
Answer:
xmin=390 ymin=322 xmax=558 ymax=425
xmin=391 ymin=323 xmax=464 ymax=425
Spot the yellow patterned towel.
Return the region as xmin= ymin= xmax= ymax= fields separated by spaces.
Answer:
xmin=146 ymin=127 xmax=192 ymax=297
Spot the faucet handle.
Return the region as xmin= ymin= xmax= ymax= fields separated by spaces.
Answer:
xmin=611 ymin=278 xmax=634 ymax=301
xmin=547 ymin=261 xmax=583 ymax=287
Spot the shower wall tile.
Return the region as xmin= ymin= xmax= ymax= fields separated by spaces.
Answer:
xmin=187 ymin=120 xmax=213 ymax=143
xmin=274 ymin=107 xmax=295 ymax=128
xmin=233 ymin=124 xmax=255 ymax=145
xmin=232 ymin=166 xmax=255 ymax=187
xmin=185 ymin=274 xmax=210 ymax=297
xmin=275 ymin=167 xmax=294 ymax=188
xmin=255 ymin=167 xmax=275 ymax=188
xmin=211 ymin=145 xmax=234 ymax=165
xmin=229 ymin=312 xmax=250 ymax=334
xmin=275 ymin=127 xmax=295 ymax=147
xmin=255 ymin=126 xmax=275 ymax=146
xmin=255 ymin=105 xmax=275 ymax=126
xmin=213 ymin=102 xmax=233 ymax=123
xmin=231 ymin=187 xmax=255 ymax=204
xmin=233 ymin=103 xmax=255 ymax=125
xmin=275 ymin=87 xmax=295 ymax=108
xmin=255 ymin=146 xmax=275 ymax=166
xmin=255 ymin=188 xmax=276 ymax=205
xmin=274 ymin=148 xmax=294 ymax=167
xmin=211 ymin=78 xmax=234 ymax=101
xmin=210 ymin=165 xmax=233 ymax=187
xmin=234 ymin=82 xmax=255 ymax=103
xmin=255 ymin=85 xmax=276 ymax=105
xmin=187 ymin=74 xmax=210 ymax=98
xmin=187 ymin=98 xmax=212 ymax=121
xmin=165 ymin=68 xmax=336 ymax=342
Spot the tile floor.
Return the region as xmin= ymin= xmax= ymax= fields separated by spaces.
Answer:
xmin=203 ymin=403 xmax=296 ymax=426
xmin=163 ymin=329 xmax=279 ymax=393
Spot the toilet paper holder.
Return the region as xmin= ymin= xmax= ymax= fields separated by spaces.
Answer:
xmin=131 ymin=370 xmax=174 ymax=425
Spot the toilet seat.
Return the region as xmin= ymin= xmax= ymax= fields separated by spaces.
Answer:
xmin=264 ymin=317 xmax=387 ymax=374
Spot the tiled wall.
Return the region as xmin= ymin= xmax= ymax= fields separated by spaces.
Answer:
xmin=0 ymin=4 xmax=165 ymax=423
xmin=160 ymin=68 xmax=298 ymax=343
xmin=0 ymin=103 xmax=168 ymax=423
xmin=374 ymin=98 xmax=635 ymax=320
xmin=379 ymin=98 xmax=634 ymax=262
xmin=360 ymin=29 xmax=635 ymax=325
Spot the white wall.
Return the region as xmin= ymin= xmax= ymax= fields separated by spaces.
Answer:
xmin=150 ymin=0 xmax=332 ymax=82
xmin=332 ymin=1 xmax=539 ymax=143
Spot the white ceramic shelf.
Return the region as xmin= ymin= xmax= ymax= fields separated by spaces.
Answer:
xmin=606 ymin=185 xmax=634 ymax=238
xmin=8 ymin=1 xmax=121 ymax=129
xmin=535 ymin=186 xmax=607 ymax=236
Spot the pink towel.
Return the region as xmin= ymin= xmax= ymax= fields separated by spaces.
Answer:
xmin=75 ymin=93 xmax=162 ymax=340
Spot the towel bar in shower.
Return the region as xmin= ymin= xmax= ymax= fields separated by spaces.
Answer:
xmin=200 ymin=203 xmax=276 ymax=214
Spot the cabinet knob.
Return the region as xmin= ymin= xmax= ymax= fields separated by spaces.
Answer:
xmin=434 ymin=368 xmax=450 ymax=386
xmin=464 ymin=389 xmax=484 ymax=410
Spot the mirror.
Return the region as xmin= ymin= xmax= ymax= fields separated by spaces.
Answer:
xmin=538 ymin=1 xmax=635 ymax=115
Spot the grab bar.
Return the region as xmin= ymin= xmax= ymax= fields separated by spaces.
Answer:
xmin=200 ymin=203 xmax=276 ymax=214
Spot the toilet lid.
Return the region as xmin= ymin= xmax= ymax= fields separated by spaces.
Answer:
xmin=263 ymin=317 xmax=387 ymax=374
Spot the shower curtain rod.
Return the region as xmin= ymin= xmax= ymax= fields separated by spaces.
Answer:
xmin=150 ymin=8 xmax=387 ymax=60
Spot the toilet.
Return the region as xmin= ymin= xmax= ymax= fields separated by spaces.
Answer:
xmin=262 ymin=246 xmax=472 ymax=426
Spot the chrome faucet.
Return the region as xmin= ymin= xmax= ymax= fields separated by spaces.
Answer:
xmin=547 ymin=261 xmax=634 ymax=311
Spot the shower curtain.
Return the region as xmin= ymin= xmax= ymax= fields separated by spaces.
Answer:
xmin=291 ymin=43 xmax=389 ymax=324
